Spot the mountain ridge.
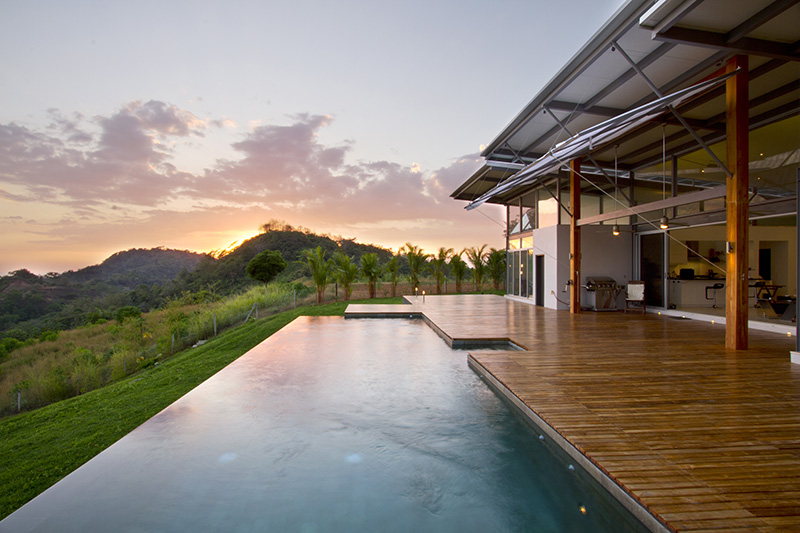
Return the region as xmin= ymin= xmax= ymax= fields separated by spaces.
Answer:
xmin=0 ymin=226 xmax=395 ymax=338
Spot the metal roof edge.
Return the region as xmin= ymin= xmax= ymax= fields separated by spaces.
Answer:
xmin=481 ymin=0 xmax=655 ymax=158
xmin=450 ymin=165 xmax=491 ymax=199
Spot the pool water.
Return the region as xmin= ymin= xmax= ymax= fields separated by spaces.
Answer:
xmin=2 ymin=317 xmax=647 ymax=532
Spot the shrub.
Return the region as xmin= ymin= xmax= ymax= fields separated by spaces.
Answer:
xmin=115 ymin=306 xmax=142 ymax=324
xmin=39 ymin=331 xmax=59 ymax=342
xmin=0 ymin=338 xmax=24 ymax=360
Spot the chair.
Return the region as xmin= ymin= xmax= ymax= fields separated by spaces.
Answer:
xmin=625 ymin=281 xmax=646 ymax=314
xmin=705 ymin=282 xmax=724 ymax=309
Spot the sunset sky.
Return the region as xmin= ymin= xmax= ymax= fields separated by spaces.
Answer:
xmin=1 ymin=0 xmax=626 ymax=274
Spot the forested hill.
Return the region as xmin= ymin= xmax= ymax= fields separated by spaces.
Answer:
xmin=173 ymin=226 xmax=394 ymax=295
xmin=60 ymin=248 xmax=208 ymax=289
xmin=0 ymin=225 xmax=394 ymax=339
xmin=0 ymin=248 xmax=209 ymax=336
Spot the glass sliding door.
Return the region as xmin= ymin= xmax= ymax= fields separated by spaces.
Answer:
xmin=507 ymin=249 xmax=536 ymax=299
xmin=535 ymin=254 xmax=545 ymax=306
xmin=640 ymin=233 xmax=665 ymax=308
xmin=520 ymin=251 xmax=529 ymax=298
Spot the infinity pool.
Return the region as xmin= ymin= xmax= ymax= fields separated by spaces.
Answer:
xmin=3 ymin=317 xmax=647 ymax=532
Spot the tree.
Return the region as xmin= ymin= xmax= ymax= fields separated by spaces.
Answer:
xmin=400 ymin=242 xmax=430 ymax=292
xmin=360 ymin=253 xmax=382 ymax=299
xmin=464 ymin=245 xmax=488 ymax=291
xmin=300 ymin=246 xmax=333 ymax=304
xmin=115 ymin=306 xmax=142 ymax=324
xmin=385 ymin=256 xmax=400 ymax=297
xmin=333 ymin=252 xmax=359 ymax=301
xmin=246 ymin=250 xmax=287 ymax=287
xmin=487 ymin=248 xmax=507 ymax=290
xmin=449 ymin=253 xmax=468 ymax=293
xmin=430 ymin=247 xmax=453 ymax=294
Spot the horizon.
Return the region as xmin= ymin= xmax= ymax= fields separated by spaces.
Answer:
xmin=10 ymin=222 xmax=507 ymax=276
xmin=0 ymin=0 xmax=627 ymax=275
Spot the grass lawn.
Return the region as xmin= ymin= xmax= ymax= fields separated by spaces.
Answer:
xmin=0 ymin=297 xmax=401 ymax=520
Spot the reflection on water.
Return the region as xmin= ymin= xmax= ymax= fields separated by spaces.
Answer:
xmin=2 ymin=317 xmax=647 ymax=532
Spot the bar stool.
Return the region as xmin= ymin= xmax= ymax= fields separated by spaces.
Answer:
xmin=705 ymin=282 xmax=724 ymax=309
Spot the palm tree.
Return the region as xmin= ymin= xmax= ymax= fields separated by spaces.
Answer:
xmin=385 ymin=256 xmax=400 ymax=297
xmin=487 ymin=248 xmax=507 ymax=290
xmin=430 ymin=247 xmax=453 ymax=294
xmin=400 ymin=242 xmax=430 ymax=292
xmin=449 ymin=253 xmax=468 ymax=293
xmin=464 ymin=245 xmax=488 ymax=291
xmin=360 ymin=253 xmax=382 ymax=299
xmin=300 ymin=246 xmax=333 ymax=304
xmin=333 ymin=251 xmax=359 ymax=301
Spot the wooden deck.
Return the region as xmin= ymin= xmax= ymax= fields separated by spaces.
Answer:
xmin=346 ymin=295 xmax=800 ymax=532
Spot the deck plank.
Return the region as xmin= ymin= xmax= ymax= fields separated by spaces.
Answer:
xmin=347 ymin=295 xmax=800 ymax=532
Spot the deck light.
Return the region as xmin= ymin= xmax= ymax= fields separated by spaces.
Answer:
xmin=659 ymin=215 xmax=669 ymax=229
xmin=612 ymin=224 xmax=620 ymax=236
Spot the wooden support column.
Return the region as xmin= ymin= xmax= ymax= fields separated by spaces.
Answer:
xmin=725 ymin=55 xmax=749 ymax=350
xmin=570 ymin=158 xmax=581 ymax=313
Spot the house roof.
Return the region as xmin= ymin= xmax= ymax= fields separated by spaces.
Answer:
xmin=452 ymin=0 xmax=800 ymax=210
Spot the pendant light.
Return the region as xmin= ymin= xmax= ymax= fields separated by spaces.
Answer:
xmin=660 ymin=124 xmax=669 ymax=230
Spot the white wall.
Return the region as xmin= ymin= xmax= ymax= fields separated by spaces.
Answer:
xmin=526 ymin=224 xmax=634 ymax=311
xmin=526 ymin=224 xmax=570 ymax=310
xmin=580 ymin=225 xmax=634 ymax=309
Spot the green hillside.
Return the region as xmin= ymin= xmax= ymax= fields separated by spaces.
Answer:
xmin=0 ymin=298 xmax=400 ymax=520
xmin=0 ymin=222 xmax=394 ymax=340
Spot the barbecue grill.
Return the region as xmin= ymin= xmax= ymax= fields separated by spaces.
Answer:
xmin=584 ymin=276 xmax=621 ymax=311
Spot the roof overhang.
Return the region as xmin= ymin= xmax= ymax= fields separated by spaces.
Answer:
xmin=466 ymin=69 xmax=738 ymax=211
xmin=454 ymin=0 xmax=800 ymax=212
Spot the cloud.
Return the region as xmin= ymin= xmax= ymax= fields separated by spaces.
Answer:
xmin=0 ymin=188 xmax=31 ymax=202
xmin=0 ymin=103 xmax=505 ymax=272
xmin=186 ymin=113 xmax=357 ymax=206
xmin=0 ymin=101 xmax=204 ymax=207
xmin=128 ymin=100 xmax=206 ymax=137
xmin=46 ymin=109 xmax=93 ymax=144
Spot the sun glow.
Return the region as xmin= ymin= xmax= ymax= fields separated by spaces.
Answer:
xmin=208 ymin=230 xmax=260 ymax=258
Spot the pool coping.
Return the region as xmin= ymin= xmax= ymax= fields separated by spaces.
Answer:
xmin=346 ymin=297 xmax=672 ymax=533
xmin=467 ymin=355 xmax=671 ymax=533
xmin=344 ymin=299 xmax=521 ymax=349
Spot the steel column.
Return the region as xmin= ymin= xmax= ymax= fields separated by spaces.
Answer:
xmin=571 ymin=158 xmax=582 ymax=313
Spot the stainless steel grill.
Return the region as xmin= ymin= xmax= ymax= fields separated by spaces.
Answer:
xmin=584 ymin=276 xmax=620 ymax=311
